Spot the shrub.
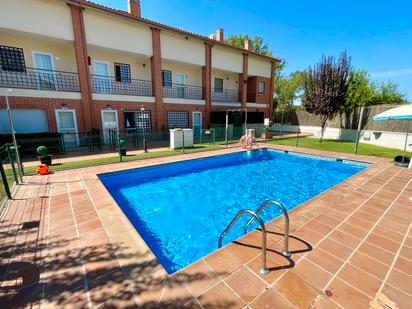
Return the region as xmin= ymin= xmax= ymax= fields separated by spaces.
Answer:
xmin=36 ymin=145 xmax=48 ymax=156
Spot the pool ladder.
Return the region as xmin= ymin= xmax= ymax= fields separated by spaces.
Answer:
xmin=218 ymin=200 xmax=291 ymax=275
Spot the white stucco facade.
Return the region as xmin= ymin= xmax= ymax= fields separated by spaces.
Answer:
xmin=161 ymin=32 xmax=205 ymax=66
xmin=83 ymin=10 xmax=153 ymax=56
xmin=0 ymin=0 xmax=74 ymax=41
xmin=212 ymin=47 xmax=243 ymax=73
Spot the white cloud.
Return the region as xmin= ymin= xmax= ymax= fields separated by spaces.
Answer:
xmin=371 ymin=69 xmax=412 ymax=79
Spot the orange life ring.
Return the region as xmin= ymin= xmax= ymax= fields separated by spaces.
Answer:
xmin=36 ymin=164 xmax=50 ymax=175
xmin=240 ymin=135 xmax=254 ymax=150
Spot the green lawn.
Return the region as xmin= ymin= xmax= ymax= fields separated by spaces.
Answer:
xmin=22 ymin=144 xmax=221 ymax=174
xmin=266 ymin=137 xmax=410 ymax=159
xmin=11 ymin=137 xmax=411 ymax=176
xmin=0 ymin=176 xmax=17 ymax=201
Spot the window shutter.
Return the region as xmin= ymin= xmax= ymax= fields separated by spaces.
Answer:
xmin=114 ymin=63 xmax=131 ymax=82
xmin=162 ymin=70 xmax=172 ymax=86
xmin=114 ymin=64 xmax=121 ymax=82
xmin=167 ymin=111 xmax=189 ymax=129
xmin=0 ymin=45 xmax=26 ymax=72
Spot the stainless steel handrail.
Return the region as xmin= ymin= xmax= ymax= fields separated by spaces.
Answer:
xmin=218 ymin=209 xmax=269 ymax=275
xmin=244 ymin=200 xmax=291 ymax=257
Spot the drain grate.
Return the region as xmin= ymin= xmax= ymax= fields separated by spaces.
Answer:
xmin=21 ymin=221 xmax=40 ymax=230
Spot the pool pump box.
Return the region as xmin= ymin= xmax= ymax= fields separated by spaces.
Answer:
xmin=170 ymin=129 xmax=193 ymax=149
xmin=246 ymin=129 xmax=256 ymax=138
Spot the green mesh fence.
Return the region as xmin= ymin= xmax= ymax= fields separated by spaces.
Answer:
xmin=0 ymin=143 xmax=20 ymax=203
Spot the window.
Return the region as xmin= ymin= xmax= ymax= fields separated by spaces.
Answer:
xmin=124 ymin=112 xmax=136 ymax=129
xmin=124 ymin=111 xmax=152 ymax=133
xmin=114 ymin=63 xmax=131 ymax=82
xmin=135 ymin=110 xmax=152 ymax=132
xmin=167 ymin=111 xmax=189 ymax=129
xmin=162 ymin=70 xmax=172 ymax=86
xmin=258 ymin=81 xmax=266 ymax=95
xmin=214 ymin=78 xmax=223 ymax=93
xmin=0 ymin=45 xmax=26 ymax=72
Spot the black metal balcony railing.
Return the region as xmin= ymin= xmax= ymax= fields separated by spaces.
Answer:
xmin=91 ymin=75 xmax=153 ymax=96
xmin=0 ymin=67 xmax=80 ymax=92
xmin=163 ymin=83 xmax=203 ymax=100
xmin=212 ymin=88 xmax=240 ymax=102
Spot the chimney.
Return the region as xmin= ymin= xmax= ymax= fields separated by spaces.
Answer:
xmin=244 ymin=39 xmax=252 ymax=51
xmin=215 ymin=28 xmax=224 ymax=42
xmin=128 ymin=0 xmax=141 ymax=18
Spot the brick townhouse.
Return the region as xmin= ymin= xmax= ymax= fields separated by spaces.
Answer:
xmin=0 ymin=0 xmax=279 ymax=145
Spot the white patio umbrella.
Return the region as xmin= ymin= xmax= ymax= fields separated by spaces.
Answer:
xmin=373 ymin=104 xmax=412 ymax=168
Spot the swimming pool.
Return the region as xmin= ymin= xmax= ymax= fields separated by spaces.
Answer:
xmin=99 ymin=148 xmax=368 ymax=274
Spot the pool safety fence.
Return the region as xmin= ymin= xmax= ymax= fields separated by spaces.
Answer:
xmin=0 ymin=128 xmax=224 ymax=182
xmin=0 ymin=143 xmax=20 ymax=206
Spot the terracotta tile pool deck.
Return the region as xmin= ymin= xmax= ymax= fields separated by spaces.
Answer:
xmin=1 ymin=144 xmax=411 ymax=308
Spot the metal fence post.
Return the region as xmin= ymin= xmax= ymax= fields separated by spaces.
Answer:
xmin=6 ymin=143 xmax=19 ymax=185
xmin=14 ymin=145 xmax=24 ymax=182
xmin=280 ymin=107 xmax=284 ymax=139
xmin=182 ymin=130 xmax=185 ymax=154
xmin=60 ymin=133 xmax=66 ymax=153
xmin=212 ymin=128 xmax=215 ymax=145
xmin=134 ymin=128 xmax=138 ymax=149
xmin=0 ymin=160 xmax=11 ymax=199
xmin=296 ymin=130 xmax=300 ymax=147
xmin=118 ymin=135 xmax=123 ymax=162
xmin=225 ymin=112 xmax=229 ymax=148
xmin=354 ymin=106 xmax=365 ymax=155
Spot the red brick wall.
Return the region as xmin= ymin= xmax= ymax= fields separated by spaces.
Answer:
xmin=91 ymin=101 xmax=206 ymax=131
xmin=247 ymin=76 xmax=272 ymax=104
xmin=0 ymin=96 xmax=219 ymax=134
xmin=91 ymin=100 xmax=155 ymax=132
xmin=269 ymin=61 xmax=276 ymax=119
xmin=164 ymin=104 xmax=206 ymax=129
xmin=203 ymin=43 xmax=212 ymax=127
xmin=241 ymin=54 xmax=248 ymax=108
xmin=150 ymin=27 xmax=165 ymax=131
xmin=69 ymin=3 xmax=94 ymax=131
xmin=2 ymin=3 xmax=273 ymax=136
xmin=211 ymin=105 xmax=267 ymax=117
xmin=0 ymin=97 xmax=83 ymax=133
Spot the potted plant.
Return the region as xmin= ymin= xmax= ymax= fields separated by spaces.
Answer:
xmin=394 ymin=155 xmax=410 ymax=167
xmin=119 ymin=139 xmax=127 ymax=156
xmin=261 ymin=124 xmax=273 ymax=140
xmin=37 ymin=145 xmax=52 ymax=165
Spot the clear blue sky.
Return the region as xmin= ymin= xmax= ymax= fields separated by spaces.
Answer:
xmin=97 ymin=0 xmax=411 ymax=101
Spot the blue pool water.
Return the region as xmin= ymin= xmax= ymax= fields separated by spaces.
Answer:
xmin=99 ymin=149 xmax=368 ymax=274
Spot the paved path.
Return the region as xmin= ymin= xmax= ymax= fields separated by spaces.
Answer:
xmin=0 ymin=144 xmax=411 ymax=308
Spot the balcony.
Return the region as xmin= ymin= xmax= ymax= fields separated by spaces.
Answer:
xmin=212 ymin=88 xmax=240 ymax=102
xmin=0 ymin=67 xmax=80 ymax=92
xmin=163 ymin=83 xmax=203 ymax=100
xmin=91 ymin=75 xmax=153 ymax=97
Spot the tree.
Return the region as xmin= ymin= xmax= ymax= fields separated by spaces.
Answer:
xmin=346 ymin=70 xmax=375 ymax=108
xmin=371 ymin=80 xmax=406 ymax=105
xmin=340 ymin=70 xmax=375 ymax=128
xmin=274 ymin=71 xmax=306 ymax=111
xmin=225 ymin=34 xmax=272 ymax=56
xmin=302 ymin=52 xmax=351 ymax=141
xmin=345 ymin=71 xmax=405 ymax=109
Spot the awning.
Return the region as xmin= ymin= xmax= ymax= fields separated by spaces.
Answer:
xmin=373 ymin=104 xmax=412 ymax=121
xmin=373 ymin=104 xmax=412 ymax=168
